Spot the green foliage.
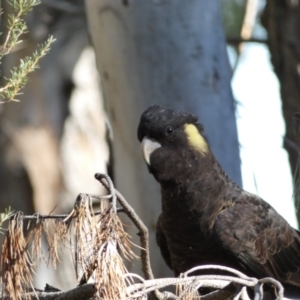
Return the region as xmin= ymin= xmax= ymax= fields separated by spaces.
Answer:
xmin=0 ymin=0 xmax=55 ymax=103
xmin=220 ymin=0 xmax=246 ymax=37
xmin=0 ymin=207 xmax=13 ymax=233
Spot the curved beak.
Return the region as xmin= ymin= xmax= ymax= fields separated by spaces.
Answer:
xmin=141 ymin=136 xmax=161 ymax=165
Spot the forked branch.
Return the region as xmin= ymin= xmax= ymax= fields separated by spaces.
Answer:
xmin=0 ymin=173 xmax=284 ymax=300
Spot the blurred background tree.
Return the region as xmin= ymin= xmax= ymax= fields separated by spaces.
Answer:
xmin=0 ymin=0 xmax=109 ymax=289
xmin=0 ymin=0 xmax=298 ymax=290
xmin=85 ymin=0 xmax=242 ymax=279
xmin=261 ymin=1 xmax=300 ymax=222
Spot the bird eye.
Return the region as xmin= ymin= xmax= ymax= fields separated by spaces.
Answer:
xmin=165 ymin=125 xmax=174 ymax=135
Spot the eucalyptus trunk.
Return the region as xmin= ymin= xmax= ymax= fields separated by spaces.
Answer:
xmin=85 ymin=0 xmax=242 ymax=277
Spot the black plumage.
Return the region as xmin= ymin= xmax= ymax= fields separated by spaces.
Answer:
xmin=137 ymin=105 xmax=300 ymax=298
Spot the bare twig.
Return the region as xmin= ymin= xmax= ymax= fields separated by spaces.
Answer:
xmin=227 ymin=37 xmax=267 ymax=45
xmin=126 ymin=270 xmax=283 ymax=300
xmin=0 ymin=173 xmax=286 ymax=300
xmin=231 ymin=0 xmax=259 ymax=75
xmin=18 ymin=283 xmax=96 ymax=300
xmin=240 ymin=0 xmax=259 ymax=42
xmin=74 ymin=188 xmax=135 ymax=300
xmin=95 ymin=173 xmax=154 ymax=281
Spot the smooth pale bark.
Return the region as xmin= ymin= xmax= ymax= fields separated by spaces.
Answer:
xmin=85 ymin=0 xmax=242 ymax=277
xmin=0 ymin=2 xmax=108 ymax=290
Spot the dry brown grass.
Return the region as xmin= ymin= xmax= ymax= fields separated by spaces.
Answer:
xmin=1 ymin=174 xmax=136 ymax=300
xmin=0 ymin=174 xmax=285 ymax=300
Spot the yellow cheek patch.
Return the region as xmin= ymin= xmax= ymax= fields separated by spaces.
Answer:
xmin=184 ymin=124 xmax=208 ymax=154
